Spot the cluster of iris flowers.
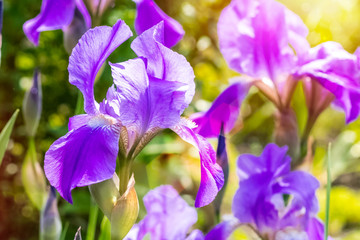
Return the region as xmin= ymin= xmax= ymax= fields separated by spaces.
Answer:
xmin=1 ymin=0 xmax=359 ymax=239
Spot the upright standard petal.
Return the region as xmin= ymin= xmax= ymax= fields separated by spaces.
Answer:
xmin=131 ymin=22 xmax=195 ymax=108
xmin=218 ymin=0 xmax=308 ymax=81
xmin=294 ymin=41 xmax=360 ymax=123
xmin=23 ymin=0 xmax=76 ymax=45
xmin=171 ymin=120 xmax=224 ymax=207
xmin=136 ymin=185 xmax=198 ymax=240
xmin=68 ymin=20 xmax=132 ymax=114
xmin=106 ymin=58 xmax=186 ymax=133
xmin=191 ymin=81 xmax=250 ymax=138
xmin=236 ymin=143 xmax=291 ymax=180
xmin=44 ymin=115 xmax=120 ymax=203
xmin=133 ymin=0 xmax=185 ymax=48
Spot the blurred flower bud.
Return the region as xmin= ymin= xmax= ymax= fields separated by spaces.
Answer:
xmin=40 ymin=187 xmax=62 ymax=240
xmin=110 ymin=175 xmax=139 ymax=240
xmin=74 ymin=227 xmax=82 ymax=240
xmin=22 ymin=69 xmax=42 ymax=137
xmin=213 ymin=124 xmax=229 ymax=221
xmin=63 ymin=8 xmax=88 ymax=54
xmin=274 ymin=109 xmax=300 ymax=162
xmin=88 ymin=173 xmax=120 ymax=219
xmin=22 ymin=138 xmax=47 ymax=210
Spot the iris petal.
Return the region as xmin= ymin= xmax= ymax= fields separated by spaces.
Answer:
xmin=44 ymin=119 xmax=120 ymax=203
xmin=171 ymin=121 xmax=224 ymax=208
xmin=133 ymin=0 xmax=184 ymax=48
xmin=218 ymin=0 xmax=308 ymax=81
xmin=69 ymin=19 xmax=132 ymax=114
xmin=23 ymin=0 xmax=76 ymax=45
xmin=191 ymin=81 xmax=250 ymax=138
xmin=294 ymin=41 xmax=360 ymax=123
xmin=131 ymin=22 xmax=195 ymax=108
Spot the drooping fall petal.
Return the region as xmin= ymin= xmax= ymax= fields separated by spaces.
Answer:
xmin=44 ymin=116 xmax=120 ymax=203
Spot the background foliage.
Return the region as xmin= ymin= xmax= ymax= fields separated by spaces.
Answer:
xmin=1 ymin=0 xmax=360 ymax=239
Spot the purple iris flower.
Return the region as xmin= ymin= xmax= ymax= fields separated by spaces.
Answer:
xmin=125 ymin=185 xmax=199 ymax=240
xmin=294 ymin=42 xmax=360 ymax=123
xmin=211 ymin=143 xmax=329 ymax=240
xmin=23 ymin=0 xmax=91 ymax=46
xmin=191 ymin=80 xmax=250 ymax=138
xmin=125 ymin=185 xmax=235 ymax=240
xmin=44 ymin=20 xmax=223 ymax=208
xmin=218 ymin=0 xmax=309 ymax=84
xmin=133 ymin=0 xmax=185 ymax=48
xmin=217 ymin=0 xmax=360 ymax=123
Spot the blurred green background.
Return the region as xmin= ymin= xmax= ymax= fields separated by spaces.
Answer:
xmin=1 ymin=0 xmax=360 ymax=239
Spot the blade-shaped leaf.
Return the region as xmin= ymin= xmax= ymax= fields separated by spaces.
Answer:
xmin=0 ymin=109 xmax=19 ymax=165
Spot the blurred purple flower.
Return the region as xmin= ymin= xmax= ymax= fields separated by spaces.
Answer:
xmin=133 ymin=0 xmax=184 ymax=48
xmin=125 ymin=185 xmax=198 ymax=240
xmin=44 ymin=20 xmax=223 ymax=208
xmin=23 ymin=0 xmax=91 ymax=46
xmin=191 ymin=80 xmax=250 ymax=138
xmin=218 ymin=0 xmax=360 ymax=123
xmin=218 ymin=0 xmax=309 ymax=83
xmin=125 ymin=185 xmax=235 ymax=240
xmin=216 ymin=143 xmax=330 ymax=240
xmin=294 ymin=42 xmax=360 ymax=123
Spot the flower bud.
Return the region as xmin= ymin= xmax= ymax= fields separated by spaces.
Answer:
xmin=63 ymin=8 xmax=88 ymax=54
xmin=22 ymin=69 xmax=42 ymax=137
xmin=88 ymin=173 xmax=121 ymax=219
xmin=110 ymin=175 xmax=139 ymax=240
xmin=22 ymin=138 xmax=47 ymax=210
xmin=40 ymin=187 xmax=62 ymax=240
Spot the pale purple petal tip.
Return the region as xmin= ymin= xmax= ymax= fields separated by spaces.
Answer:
xmin=133 ymin=0 xmax=184 ymax=48
xmin=44 ymin=120 xmax=120 ymax=203
xmin=68 ymin=20 xmax=132 ymax=114
xmin=23 ymin=0 xmax=76 ymax=45
xmin=191 ymin=81 xmax=250 ymax=138
xmin=171 ymin=123 xmax=224 ymax=208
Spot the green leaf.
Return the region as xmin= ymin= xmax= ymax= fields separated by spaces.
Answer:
xmin=0 ymin=109 xmax=19 ymax=165
xmin=325 ymin=143 xmax=332 ymax=240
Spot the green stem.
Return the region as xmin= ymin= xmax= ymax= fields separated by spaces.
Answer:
xmin=86 ymin=200 xmax=99 ymax=240
xmin=119 ymin=161 xmax=130 ymax=196
xmin=324 ymin=143 xmax=332 ymax=240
